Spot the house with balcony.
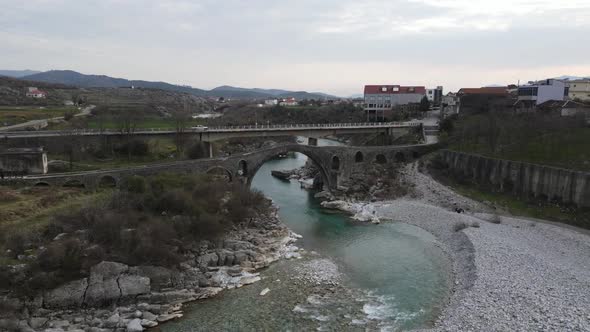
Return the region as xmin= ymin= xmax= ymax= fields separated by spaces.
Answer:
xmin=567 ymin=79 xmax=590 ymax=102
xmin=515 ymin=79 xmax=568 ymax=111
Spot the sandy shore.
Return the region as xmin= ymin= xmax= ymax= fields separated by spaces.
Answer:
xmin=369 ymin=164 xmax=590 ymax=331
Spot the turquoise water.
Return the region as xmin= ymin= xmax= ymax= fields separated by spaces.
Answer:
xmin=159 ymin=143 xmax=450 ymax=332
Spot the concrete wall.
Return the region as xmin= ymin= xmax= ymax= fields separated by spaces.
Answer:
xmin=441 ymin=150 xmax=590 ymax=208
xmin=0 ymin=150 xmax=47 ymax=175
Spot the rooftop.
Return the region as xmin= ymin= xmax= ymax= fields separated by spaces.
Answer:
xmin=364 ymin=85 xmax=426 ymax=95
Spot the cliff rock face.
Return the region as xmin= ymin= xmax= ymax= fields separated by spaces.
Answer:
xmin=442 ymin=150 xmax=590 ymax=208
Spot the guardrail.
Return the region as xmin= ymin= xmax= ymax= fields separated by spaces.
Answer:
xmin=0 ymin=121 xmax=421 ymax=136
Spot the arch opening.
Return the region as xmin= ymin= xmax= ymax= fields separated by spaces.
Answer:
xmin=238 ymin=160 xmax=248 ymax=176
xmin=98 ymin=176 xmax=117 ymax=188
xmin=206 ymin=166 xmax=233 ymax=182
xmin=355 ymin=151 xmax=364 ymax=163
xmin=331 ymin=156 xmax=340 ymax=170
xmin=394 ymin=152 xmax=406 ymax=163
xmin=34 ymin=182 xmax=50 ymax=187
xmin=63 ymin=179 xmax=85 ymax=188
xmin=376 ymin=154 xmax=387 ymax=164
xmin=247 ymin=148 xmax=331 ymax=191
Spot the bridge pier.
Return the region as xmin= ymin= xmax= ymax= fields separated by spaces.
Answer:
xmin=308 ymin=137 xmax=318 ymax=146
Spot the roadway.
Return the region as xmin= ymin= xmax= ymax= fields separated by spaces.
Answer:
xmin=0 ymin=121 xmax=421 ymax=139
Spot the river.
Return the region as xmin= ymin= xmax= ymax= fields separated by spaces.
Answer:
xmin=160 ymin=139 xmax=451 ymax=331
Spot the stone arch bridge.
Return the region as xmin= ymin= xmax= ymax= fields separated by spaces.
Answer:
xmin=3 ymin=143 xmax=438 ymax=191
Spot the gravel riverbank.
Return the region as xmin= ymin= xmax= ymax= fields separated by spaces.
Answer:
xmin=369 ymin=163 xmax=590 ymax=331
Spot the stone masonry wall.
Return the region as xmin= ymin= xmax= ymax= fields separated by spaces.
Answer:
xmin=442 ymin=150 xmax=590 ymax=208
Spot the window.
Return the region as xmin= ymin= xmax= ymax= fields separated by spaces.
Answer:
xmin=381 ymin=87 xmax=387 ymax=92
xmin=393 ymin=87 xmax=399 ymax=92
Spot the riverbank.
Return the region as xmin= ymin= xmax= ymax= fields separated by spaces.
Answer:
xmin=365 ymin=163 xmax=590 ymax=331
xmin=0 ymin=202 xmax=304 ymax=332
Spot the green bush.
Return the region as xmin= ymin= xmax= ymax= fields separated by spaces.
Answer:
xmin=125 ymin=175 xmax=147 ymax=193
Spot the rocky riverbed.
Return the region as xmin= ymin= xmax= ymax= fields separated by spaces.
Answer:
xmin=0 ymin=206 xmax=303 ymax=332
xmin=329 ymin=162 xmax=590 ymax=331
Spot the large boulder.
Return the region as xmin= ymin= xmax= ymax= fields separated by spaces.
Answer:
xmin=119 ymin=275 xmax=150 ymax=297
xmin=84 ymin=261 xmax=129 ymax=306
xmin=44 ymin=278 xmax=88 ymax=308
xmin=131 ymin=266 xmax=174 ymax=291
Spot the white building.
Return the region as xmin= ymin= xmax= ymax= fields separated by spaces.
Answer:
xmin=426 ymin=86 xmax=443 ymax=105
xmin=26 ymin=87 xmax=47 ymax=98
xmin=264 ymin=99 xmax=278 ymax=106
xmin=567 ymin=79 xmax=590 ymax=101
xmin=517 ymin=79 xmax=567 ymax=108
xmin=279 ymin=97 xmax=298 ymax=106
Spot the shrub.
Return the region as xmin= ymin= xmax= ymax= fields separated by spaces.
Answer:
xmin=125 ymin=175 xmax=147 ymax=193
xmin=453 ymin=221 xmax=468 ymax=232
xmin=186 ymin=142 xmax=209 ymax=159
xmin=64 ymin=110 xmax=75 ymax=121
xmin=5 ymin=232 xmax=27 ymax=258
xmin=471 ymin=221 xmax=480 ymax=228
xmin=37 ymin=238 xmax=84 ymax=277
xmin=114 ymin=140 xmax=149 ymax=156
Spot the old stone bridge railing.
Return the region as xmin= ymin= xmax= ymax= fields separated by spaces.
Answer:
xmin=3 ymin=143 xmax=438 ymax=191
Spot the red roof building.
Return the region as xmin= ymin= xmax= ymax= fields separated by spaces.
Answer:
xmin=364 ymin=85 xmax=426 ymax=95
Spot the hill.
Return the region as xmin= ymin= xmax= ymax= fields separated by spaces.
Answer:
xmin=23 ymin=70 xmax=208 ymax=96
xmin=0 ymin=69 xmax=42 ymax=78
xmin=22 ymin=70 xmax=339 ymax=100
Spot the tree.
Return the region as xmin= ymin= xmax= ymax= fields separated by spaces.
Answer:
xmin=116 ymin=107 xmax=141 ymax=160
xmin=419 ymin=96 xmax=430 ymax=112
xmin=172 ymin=98 xmax=191 ymax=156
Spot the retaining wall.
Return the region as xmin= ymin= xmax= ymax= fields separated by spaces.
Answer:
xmin=441 ymin=150 xmax=590 ymax=208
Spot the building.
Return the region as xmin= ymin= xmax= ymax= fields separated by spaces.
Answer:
xmin=537 ymin=100 xmax=590 ymax=123
xmin=567 ymin=79 xmax=590 ymax=101
xmin=264 ymin=99 xmax=278 ymax=106
xmin=25 ymin=87 xmax=47 ymax=98
xmin=279 ymin=97 xmax=298 ymax=106
xmin=363 ymin=85 xmax=426 ymax=121
xmin=426 ymin=86 xmax=443 ymax=105
xmin=0 ymin=147 xmax=48 ymax=176
xmin=456 ymin=87 xmax=511 ymax=114
xmin=516 ymin=79 xmax=568 ymax=109
xmin=442 ymin=92 xmax=459 ymax=116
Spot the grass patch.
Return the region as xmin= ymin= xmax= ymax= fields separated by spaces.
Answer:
xmin=0 ymin=106 xmax=79 ymax=126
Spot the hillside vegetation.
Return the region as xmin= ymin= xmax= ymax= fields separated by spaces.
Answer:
xmin=0 ymin=173 xmax=270 ymax=295
xmin=442 ymin=111 xmax=590 ymax=171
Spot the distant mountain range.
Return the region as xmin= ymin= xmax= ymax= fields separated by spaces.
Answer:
xmin=0 ymin=69 xmax=42 ymax=78
xmin=5 ymin=69 xmax=339 ymax=100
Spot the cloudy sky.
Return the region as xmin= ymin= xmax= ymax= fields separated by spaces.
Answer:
xmin=1 ymin=0 xmax=590 ymax=96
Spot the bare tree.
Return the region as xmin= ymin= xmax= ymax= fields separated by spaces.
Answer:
xmin=117 ymin=107 xmax=140 ymax=161
xmin=172 ymin=98 xmax=191 ymax=157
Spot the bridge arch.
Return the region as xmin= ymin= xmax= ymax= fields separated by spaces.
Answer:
xmin=34 ymin=182 xmax=50 ymax=187
xmin=375 ymin=154 xmax=387 ymax=164
xmin=245 ymin=145 xmax=333 ymax=190
xmin=98 ymin=175 xmax=117 ymax=188
xmin=331 ymin=156 xmax=340 ymax=170
xmin=238 ymin=160 xmax=248 ymax=176
xmin=206 ymin=166 xmax=233 ymax=182
xmin=394 ymin=152 xmax=406 ymax=163
xmin=355 ymin=151 xmax=364 ymax=163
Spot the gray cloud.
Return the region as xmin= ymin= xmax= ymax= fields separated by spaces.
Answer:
xmin=0 ymin=0 xmax=589 ymax=95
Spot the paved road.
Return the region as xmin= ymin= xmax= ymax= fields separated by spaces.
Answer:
xmin=0 ymin=105 xmax=95 ymax=132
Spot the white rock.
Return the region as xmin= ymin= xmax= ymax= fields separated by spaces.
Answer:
xmin=126 ymin=318 xmax=143 ymax=332
xmin=259 ymin=288 xmax=270 ymax=296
